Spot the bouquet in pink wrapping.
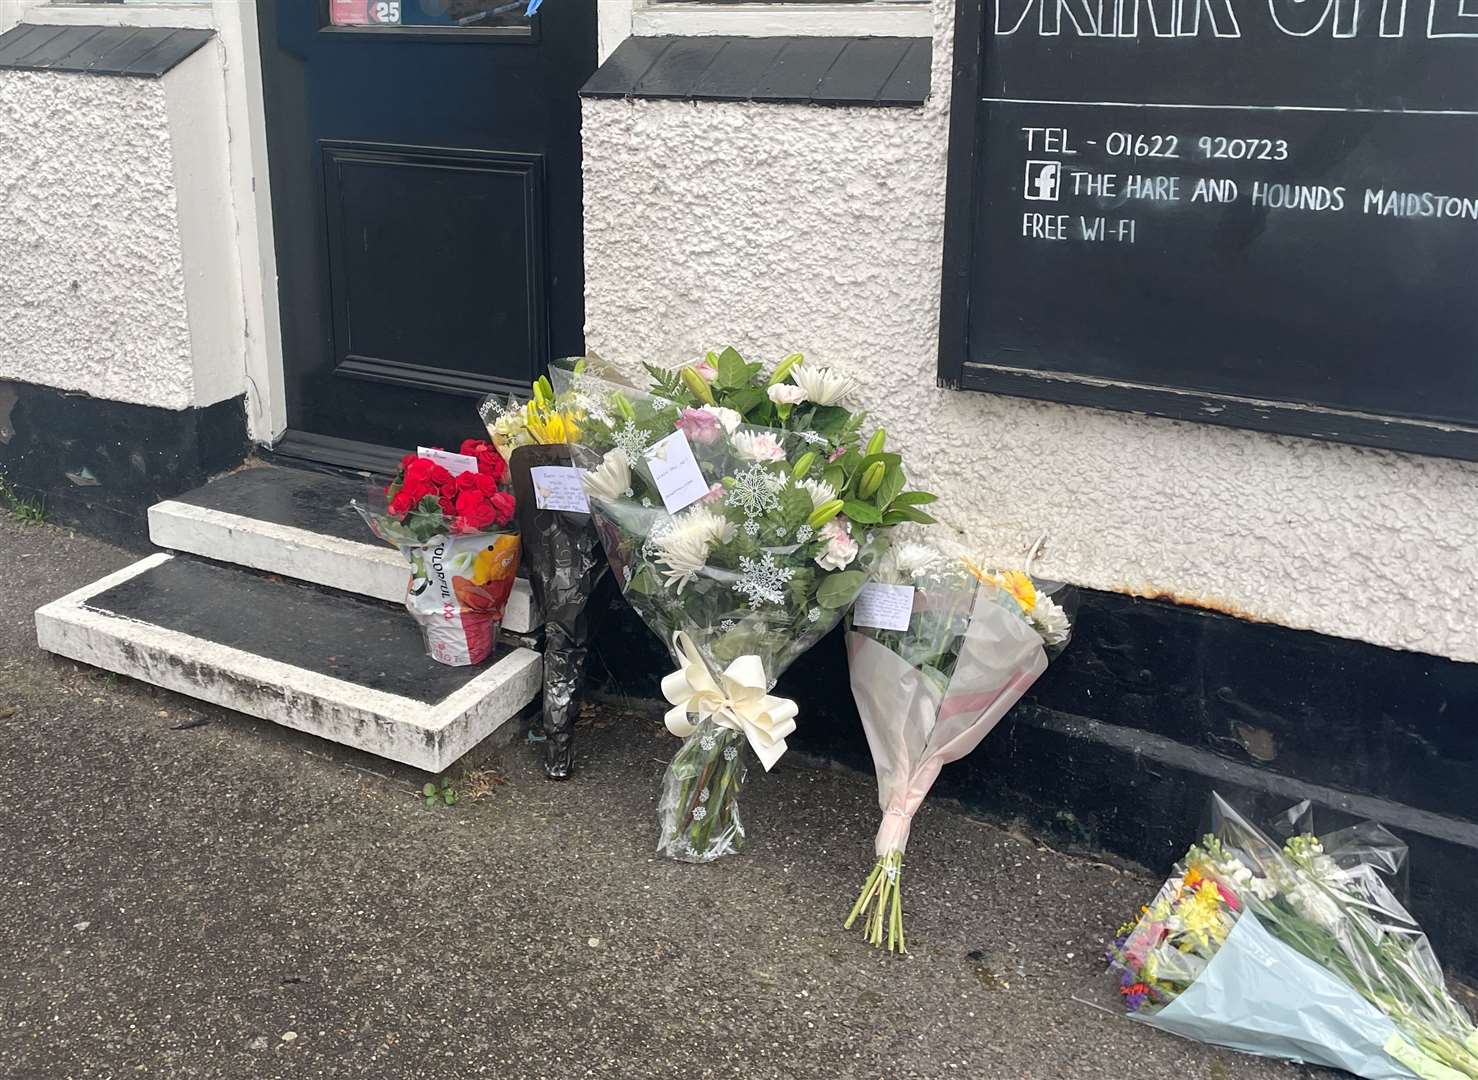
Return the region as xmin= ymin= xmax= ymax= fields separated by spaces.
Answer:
xmin=844 ymin=545 xmax=1073 ymax=952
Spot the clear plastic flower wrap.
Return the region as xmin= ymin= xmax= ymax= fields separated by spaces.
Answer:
xmin=550 ymin=351 xmax=934 ymax=862
xmin=354 ymin=442 xmax=520 ymax=667
xmin=1105 ymin=792 xmax=1478 ymax=1079
xmin=844 ymin=545 xmax=1074 ymax=951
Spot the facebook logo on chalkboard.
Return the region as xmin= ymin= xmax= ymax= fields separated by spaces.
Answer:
xmin=1023 ymin=161 xmax=1061 ymax=202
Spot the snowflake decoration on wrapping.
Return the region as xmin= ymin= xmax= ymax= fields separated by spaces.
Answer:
xmin=641 ymin=517 xmax=676 ymax=560
xmin=479 ymin=394 xmax=514 ymax=423
xmin=698 ymin=787 xmax=710 ymax=803
xmin=794 ymin=524 xmax=814 ymax=544
xmin=692 ymin=806 xmax=708 ymax=822
xmin=700 ymin=733 xmax=717 ymax=752
xmin=807 ymin=607 xmax=821 ymax=622
xmin=569 ymin=372 xmax=613 ymax=424
xmin=723 ymin=745 xmax=738 ymax=762
xmin=743 ymin=519 xmax=760 ymax=537
xmin=611 ymin=419 xmax=653 ymax=463
xmin=650 ymin=395 xmax=674 ymax=410
xmin=725 ymin=465 xmax=785 ymax=519
xmin=641 ymin=497 xmax=653 ymax=509
xmin=796 ymin=431 xmax=830 ymax=447
xmin=732 ymin=550 xmax=796 ymax=609
xmin=719 ymin=620 xmax=736 ymax=634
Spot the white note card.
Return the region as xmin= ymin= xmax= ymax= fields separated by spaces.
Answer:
xmin=417 ymin=446 xmax=479 ymax=476
xmin=530 ymin=465 xmax=591 ymax=513
xmin=852 ymin=583 xmax=916 ymax=632
xmin=643 ymin=429 xmax=709 ymax=514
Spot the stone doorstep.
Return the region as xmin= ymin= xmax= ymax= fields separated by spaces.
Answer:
xmin=35 ymin=553 xmax=543 ymax=773
xmin=147 ymin=465 xmax=537 ymax=634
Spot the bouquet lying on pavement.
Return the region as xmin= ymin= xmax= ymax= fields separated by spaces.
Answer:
xmin=552 ymin=349 xmax=935 ymax=862
xmin=844 ymin=546 xmax=1073 ymax=952
xmin=355 ymin=441 xmax=519 ymax=667
xmin=481 ymin=376 xmax=608 ymax=779
xmin=1107 ymin=792 xmax=1478 ymax=1079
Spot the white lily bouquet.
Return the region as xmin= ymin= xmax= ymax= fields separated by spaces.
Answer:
xmin=551 ymin=351 xmax=935 ymax=862
xmin=845 ymin=547 xmax=1072 ymax=951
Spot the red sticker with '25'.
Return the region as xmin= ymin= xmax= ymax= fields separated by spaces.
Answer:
xmin=330 ymin=0 xmax=402 ymax=25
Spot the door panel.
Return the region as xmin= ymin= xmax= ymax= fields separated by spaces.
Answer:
xmin=258 ymin=0 xmax=594 ymax=457
xmin=323 ymin=143 xmax=546 ymax=399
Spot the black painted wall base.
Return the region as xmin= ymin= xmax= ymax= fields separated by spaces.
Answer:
xmin=586 ymin=581 xmax=1478 ymax=980
xmin=0 ymin=380 xmax=249 ymax=546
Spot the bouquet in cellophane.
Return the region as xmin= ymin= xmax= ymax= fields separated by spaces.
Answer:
xmin=480 ymin=377 xmax=609 ymax=778
xmin=355 ymin=440 xmax=519 ymax=667
xmin=1105 ymin=793 xmax=1478 ymax=1079
xmin=552 ymin=349 xmax=935 ymax=862
xmin=844 ymin=546 xmax=1073 ymax=951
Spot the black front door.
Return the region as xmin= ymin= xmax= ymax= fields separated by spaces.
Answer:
xmin=258 ymin=0 xmax=595 ymax=468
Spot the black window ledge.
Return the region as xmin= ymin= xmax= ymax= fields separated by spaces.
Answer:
xmin=581 ymin=35 xmax=930 ymax=107
xmin=0 ymin=24 xmax=214 ymax=78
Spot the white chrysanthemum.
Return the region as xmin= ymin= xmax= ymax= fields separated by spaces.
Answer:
xmin=893 ymin=542 xmax=948 ymax=577
xmin=731 ymin=430 xmax=787 ymax=462
xmin=1029 ymin=593 xmax=1071 ymax=646
xmin=582 ymin=448 xmax=631 ymax=501
xmin=791 ymin=364 xmax=858 ymax=406
xmin=653 ymin=507 xmax=734 ymax=592
xmin=795 ymin=477 xmax=837 ymax=510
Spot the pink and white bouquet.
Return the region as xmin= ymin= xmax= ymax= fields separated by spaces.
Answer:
xmin=845 ymin=547 xmax=1072 ymax=951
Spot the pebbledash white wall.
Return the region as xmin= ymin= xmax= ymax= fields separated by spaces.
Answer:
xmin=580 ymin=0 xmax=1478 ymax=664
xmin=0 ymin=0 xmax=283 ymax=437
xmin=0 ymin=48 xmax=236 ymax=411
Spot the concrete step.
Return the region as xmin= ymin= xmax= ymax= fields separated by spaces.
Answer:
xmin=148 ymin=463 xmax=537 ymax=634
xmin=36 ymin=553 xmax=542 ymax=773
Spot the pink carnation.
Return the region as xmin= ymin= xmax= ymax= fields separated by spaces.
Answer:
xmin=675 ymin=407 xmax=723 ymax=445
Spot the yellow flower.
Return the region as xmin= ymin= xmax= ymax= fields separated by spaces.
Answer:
xmin=524 ymin=401 xmax=581 ymax=445
xmin=962 ymin=559 xmax=1038 ymax=613
xmin=1179 ymin=881 xmax=1231 ymax=950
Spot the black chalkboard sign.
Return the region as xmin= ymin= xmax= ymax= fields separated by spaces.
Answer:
xmin=938 ymin=0 xmax=1478 ymax=460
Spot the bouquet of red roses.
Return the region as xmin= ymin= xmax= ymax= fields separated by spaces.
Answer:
xmin=357 ymin=439 xmax=521 ymax=666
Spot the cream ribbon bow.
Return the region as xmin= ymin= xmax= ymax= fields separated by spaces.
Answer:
xmin=660 ymin=631 xmax=799 ymax=771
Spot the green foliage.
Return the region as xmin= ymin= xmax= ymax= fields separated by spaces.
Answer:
xmin=713 ymin=346 xmax=763 ymax=390
xmin=840 ymin=500 xmax=883 ymax=524
xmin=775 ymin=484 xmax=814 ymax=532
xmin=0 ymin=470 xmax=46 ymax=525
xmin=423 ymin=776 xmax=457 ymax=808
xmin=817 ymin=570 xmax=867 ymax=609
xmin=403 ymin=493 xmax=447 ymax=544
xmin=643 ymin=362 xmax=689 ymax=403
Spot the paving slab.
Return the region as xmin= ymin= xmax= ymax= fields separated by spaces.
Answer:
xmin=0 ymin=513 xmax=1328 ymax=1080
